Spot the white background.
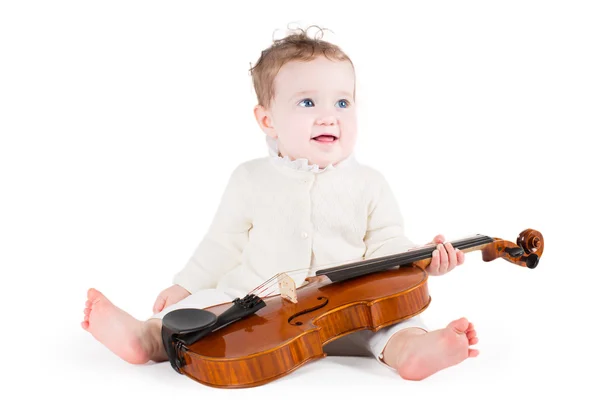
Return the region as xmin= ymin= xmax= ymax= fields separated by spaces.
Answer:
xmin=1 ymin=1 xmax=599 ymax=399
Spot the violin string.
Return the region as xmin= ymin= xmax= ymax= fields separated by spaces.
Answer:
xmin=250 ymin=276 xmax=277 ymax=293
xmin=247 ymin=243 xmax=444 ymax=298
xmin=262 ymin=289 xmax=278 ymax=299
xmin=249 ymin=259 xmax=368 ymax=297
xmin=247 ymin=251 xmax=409 ymax=298
xmin=250 ymin=275 xmax=284 ymax=297
xmin=249 ymin=268 xmax=314 ymax=297
xmin=252 ymin=284 xmax=275 ymax=297
xmin=312 ymin=238 xmax=479 ymax=275
xmin=251 ymin=274 xmax=295 ymax=297
xmin=251 ymin=272 xmax=290 ymax=294
xmin=326 ymin=236 xmax=488 ymax=273
xmin=338 ymin=238 xmax=487 ymax=272
xmin=246 ymin=235 xmax=488 ymax=301
xmin=251 ymin=236 xmax=485 ymax=297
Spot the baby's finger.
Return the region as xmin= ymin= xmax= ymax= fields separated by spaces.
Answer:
xmin=164 ymin=296 xmax=178 ymax=308
xmin=438 ymin=244 xmax=449 ymax=273
xmin=445 ymin=242 xmax=457 ymax=271
xmin=429 ymin=249 xmax=440 ymax=274
xmin=432 ymin=234 xmax=445 ymax=244
xmin=153 ymin=296 xmax=165 ymax=313
xmin=457 ymin=249 xmax=465 ymax=265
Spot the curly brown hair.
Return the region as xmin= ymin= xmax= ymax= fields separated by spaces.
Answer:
xmin=249 ymin=25 xmax=354 ymax=109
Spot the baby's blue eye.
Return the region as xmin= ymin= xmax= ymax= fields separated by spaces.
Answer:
xmin=299 ymin=99 xmax=315 ymax=107
xmin=336 ymin=99 xmax=350 ymax=108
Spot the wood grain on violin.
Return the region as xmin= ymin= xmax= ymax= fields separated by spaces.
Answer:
xmin=161 ymin=229 xmax=544 ymax=388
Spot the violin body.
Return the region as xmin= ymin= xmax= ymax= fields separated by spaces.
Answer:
xmin=162 ymin=229 xmax=544 ymax=388
xmin=174 ymin=266 xmax=429 ymax=388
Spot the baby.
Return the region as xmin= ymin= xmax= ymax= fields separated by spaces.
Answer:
xmin=82 ymin=26 xmax=478 ymax=381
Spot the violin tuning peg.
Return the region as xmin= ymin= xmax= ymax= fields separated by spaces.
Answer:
xmin=505 ymin=247 xmax=524 ymax=257
xmin=525 ymin=254 xmax=539 ymax=269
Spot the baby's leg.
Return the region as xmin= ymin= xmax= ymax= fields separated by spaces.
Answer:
xmin=382 ymin=317 xmax=479 ymax=380
xmin=82 ymin=288 xmax=167 ymax=364
xmin=82 ymin=287 xmax=236 ymax=364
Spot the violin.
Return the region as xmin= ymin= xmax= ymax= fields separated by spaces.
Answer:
xmin=161 ymin=228 xmax=544 ymax=388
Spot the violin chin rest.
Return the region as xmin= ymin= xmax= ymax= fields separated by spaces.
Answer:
xmin=161 ymin=309 xmax=217 ymax=373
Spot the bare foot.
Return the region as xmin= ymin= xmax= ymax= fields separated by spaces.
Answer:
xmin=82 ymin=288 xmax=165 ymax=364
xmin=393 ymin=317 xmax=479 ymax=380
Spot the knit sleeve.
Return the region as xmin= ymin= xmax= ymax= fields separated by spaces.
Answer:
xmin=172 ymin=164 xmax=252 ymax=293
xmin=363 ymin=173 xmax=416 ymax=259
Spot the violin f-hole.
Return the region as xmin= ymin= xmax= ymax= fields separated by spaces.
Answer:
xmin=287 ymin=296 xmax=329 ymax=326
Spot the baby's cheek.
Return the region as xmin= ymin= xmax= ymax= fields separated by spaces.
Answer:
xmin=283 ymin=117 xmax=308 ymax=135
xmin=340 ymin=115 xmax=357 ymax=131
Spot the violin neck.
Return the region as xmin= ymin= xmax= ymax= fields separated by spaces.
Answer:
xmin=315 ymin=234 xmax=494 ymax=283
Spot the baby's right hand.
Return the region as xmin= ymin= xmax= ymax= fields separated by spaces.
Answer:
xmin=153 ymin=284 xmax=191 ymax=314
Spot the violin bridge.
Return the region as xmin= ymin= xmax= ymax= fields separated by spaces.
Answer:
xmin=277 ymin=273 xmax=298 ymax=304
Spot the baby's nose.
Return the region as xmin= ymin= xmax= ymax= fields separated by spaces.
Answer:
xmin=316 ymin=116 xmax=337 ymax=126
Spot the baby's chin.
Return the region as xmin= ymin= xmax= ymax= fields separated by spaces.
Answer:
xmin=309 ymin=154 xmax=345 ymax=169
xmin=283 ymin=149 xmax=348 ymax=169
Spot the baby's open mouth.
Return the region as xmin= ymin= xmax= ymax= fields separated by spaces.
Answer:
xmin=312 ymin=135 xmax=338 ymax=143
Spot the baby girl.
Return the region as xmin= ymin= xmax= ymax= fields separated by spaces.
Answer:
xmin=82 ymin=26 xmax=478 ymax=381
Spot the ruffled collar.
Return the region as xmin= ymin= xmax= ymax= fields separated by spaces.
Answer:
xmin=266 ymin=136 xmax=355 ymax=173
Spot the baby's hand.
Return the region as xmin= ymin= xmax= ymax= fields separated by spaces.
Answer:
xmin=153 ymin=284 xmax=191 ymax=314
xmin=425 ymin=234 xmax=465 ymax=276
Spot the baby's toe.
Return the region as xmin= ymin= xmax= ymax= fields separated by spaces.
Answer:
xmin=468 ymin=349 xmax=480 ymax=358
xmin=467 ymin=329 xmax=477 ymax=340
xmin=87 ymin=288 xmax=103 ymax=302
xmin=469 ymin=337 xmax=479 ymax=345
xmin=449 ymin=317 xmax=470 ymax=333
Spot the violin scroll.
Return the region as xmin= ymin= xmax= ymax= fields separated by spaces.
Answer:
xmin=517 ymin=229 xmax=544 ymax=256
xmin=481 ymin=229 xmax=544 ymax=269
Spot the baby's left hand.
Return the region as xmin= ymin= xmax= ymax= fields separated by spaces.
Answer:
xmin=425 ymin=234 xmax=465 ymax=276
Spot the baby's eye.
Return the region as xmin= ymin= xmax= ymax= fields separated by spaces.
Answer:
xmin=336 ymin=99 xmax=350 ymax=108
xmin=298 ymin=99 xmax=315 ymax=107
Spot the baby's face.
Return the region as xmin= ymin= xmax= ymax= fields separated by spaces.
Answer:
xmin=259 ymin=56 xmax=357 ymax=168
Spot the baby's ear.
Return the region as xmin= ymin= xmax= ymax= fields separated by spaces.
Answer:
xmin=253 ymin=104 xmax=277 ymax=138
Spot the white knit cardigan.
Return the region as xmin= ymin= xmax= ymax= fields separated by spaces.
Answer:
xmin=173 ymin=138 xmax=415 ymax=298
